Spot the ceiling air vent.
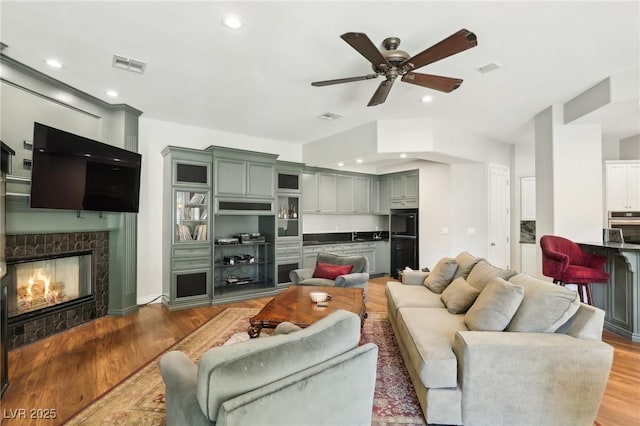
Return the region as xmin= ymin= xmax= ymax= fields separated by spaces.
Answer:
xmin=318 ymin=112 xmax=342 ymax=121
xmin=112 ymin=54 xmax=147 ymax=74
xmin=475 ymin=61 xmax=501 ymax=74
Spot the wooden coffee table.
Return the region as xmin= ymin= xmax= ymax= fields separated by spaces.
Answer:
xmin=248 ymin=285 xmax=366 ymax=338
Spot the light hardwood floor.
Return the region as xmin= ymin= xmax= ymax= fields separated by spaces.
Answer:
xmin=2 ymin=278 xmax=638 ymax=425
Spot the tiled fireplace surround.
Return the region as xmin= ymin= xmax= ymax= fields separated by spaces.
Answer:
xmin=5 ymin=232 xmax=109 ymax=349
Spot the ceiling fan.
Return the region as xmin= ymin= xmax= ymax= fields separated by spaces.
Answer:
xmin=311 ymin=29 xmax=478 ymax=107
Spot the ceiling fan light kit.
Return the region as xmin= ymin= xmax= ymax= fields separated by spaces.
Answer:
xmin=311 ymin=29 xmax=478 ymax=106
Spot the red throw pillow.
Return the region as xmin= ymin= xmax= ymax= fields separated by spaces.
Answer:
xmin=312 ymin=262 xmax=354 ymax=280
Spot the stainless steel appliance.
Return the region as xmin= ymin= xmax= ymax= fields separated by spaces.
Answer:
xmin=608 ymin=211 xmax=640 ymax=244
xmin=390 ymin=208 xmax=419 ymax=278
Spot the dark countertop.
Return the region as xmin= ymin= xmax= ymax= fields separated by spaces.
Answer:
xmin=579 ymin=241 xmax=640 ymax=251
xmin=303 ymin=231 xmax=389 ymax=246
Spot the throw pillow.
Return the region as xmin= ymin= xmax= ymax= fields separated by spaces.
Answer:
xmin=506 ymin=274 xmax=581 ymax=332
xmin=440 ymin=277 xmax=481 ymax=314
xmin=465 ymin=278 xmax=525 ymax=331
xmin=312 ymin=262 xmax=353 ymax=280
xmin=452 ymin=252 xmax=483 ymax=280
xmin=424 ymin=257 xmax=459 ymax=293
xmin=466 ymin=260 xmax=517 ymax=292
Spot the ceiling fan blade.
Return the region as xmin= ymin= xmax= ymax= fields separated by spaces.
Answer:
xmin=401 ymin=72 xmax=463 ymax=93
xmin=341 ymin=32 xmax=391 ymax=70
xmin=367 ymin=78 xmax=395 ymax=107
xmin=311 ymin=74 xmax=378 ymax=87
xmin=400 ymin=29 xmax=477 ymax=71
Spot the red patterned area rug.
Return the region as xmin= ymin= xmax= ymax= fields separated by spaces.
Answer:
xmin=65 ymin=308 xmax=425 ymax=425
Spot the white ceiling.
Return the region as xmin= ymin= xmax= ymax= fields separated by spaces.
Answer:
xmin=1 ymin=1 xmax=639 ymax=149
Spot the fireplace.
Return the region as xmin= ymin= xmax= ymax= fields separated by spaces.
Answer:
xmin=4 ymin=232 xmax=109 ymax=349
xmin=7 ymin=252 xmax=93 ymax=319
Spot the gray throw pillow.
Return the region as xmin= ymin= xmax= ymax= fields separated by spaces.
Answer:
xmin=506 ymin=274 xmax=581 ymax=332
xmin=452 ymin=252 xmax=483 ymax=280
xmin=465 ymin=278 xmax=524 ymax=331
xmin=440 ymin=277 xmax=481 ymax=314
xmin=424 ymin=257 xmax=458 ymax=293
xmin=466 ymin=260 xmax=517 ymax=292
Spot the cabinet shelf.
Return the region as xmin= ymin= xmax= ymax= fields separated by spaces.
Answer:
xmin=214 ymin=260 xmax=272 ymax=268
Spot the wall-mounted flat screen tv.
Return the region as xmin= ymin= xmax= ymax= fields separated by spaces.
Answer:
xmin=30 ymin=122 xmax=142 ymax=213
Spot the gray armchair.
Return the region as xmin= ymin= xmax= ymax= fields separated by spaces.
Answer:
xmin=289 ymin=252 xmax=369 ymax=301
xmin=159 ymin=310 xmax=378 ymax=426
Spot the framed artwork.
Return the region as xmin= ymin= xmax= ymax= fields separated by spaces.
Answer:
xmin=603 ymin=228 xmax=624 ymax=243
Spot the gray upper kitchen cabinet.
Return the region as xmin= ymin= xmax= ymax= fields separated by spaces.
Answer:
xmin=317 ymin=172 xmax=338 ymax=213
xmin=377 ymin=177 xmax=390 ymax=214
xmin=215 ymin=158 xmax=245 ymax=196
xmin=302 ymin=170 xmax=338 ymax=213
xmin=302 ymin=171 xmax=318 ymax=213
xmin=353 ymin=176 xmax=371 ymax=213
xmin=247 ymin=162 xmax=276 ymax=198
xmin=336 ymin=175 xmax=355 ymax=213
xmin=389 ymin=171 xmax=419 ymax=209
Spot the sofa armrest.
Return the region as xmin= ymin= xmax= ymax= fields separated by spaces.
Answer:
xmin=453 ymin=331 xmax=613 ymax=425
xmin=335 ymin=272 xmax=369 ymax=287
xmin=159 ymin=351 xmax=210 ymax=425
xmin=402 ymin=270 xmax=429 ymax=285
xmin=289 ymin=268 xmax=314 ymax=284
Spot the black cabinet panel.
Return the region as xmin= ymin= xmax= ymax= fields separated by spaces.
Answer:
xmin=176 ymin=164 xmax=208 ymax=184
xmin=176 ymin=272 xmax=207 ymax=298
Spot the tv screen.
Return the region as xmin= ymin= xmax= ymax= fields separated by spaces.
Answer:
xmin=30 ymin=122 xmax=142 ymax=213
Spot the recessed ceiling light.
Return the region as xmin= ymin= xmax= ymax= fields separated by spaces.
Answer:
xmin=400 ymin=153 xmax=407 ymax=158
xmin=338 ymin=162 xmax=345 ymax=167
xmin=222 ymin=15 xmax=244 ymax=29
xmin=356 ymin=159 xmax=363 ymax=164
xmin=45 ymin=58 xmax=64 ymax=69
xmin=105 ymin=90 xmax=120 ymax=98
xmin=421 ymin=95 xmax=433 ymax=103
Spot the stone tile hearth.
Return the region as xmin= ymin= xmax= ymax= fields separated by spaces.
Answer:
xmin=4 ymin=231 xmax=109 ymax=349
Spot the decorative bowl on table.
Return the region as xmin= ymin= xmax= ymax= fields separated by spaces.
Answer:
xmin=309 ymin=291 xmax=329 ymax=303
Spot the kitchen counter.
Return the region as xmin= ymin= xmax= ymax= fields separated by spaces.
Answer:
xmin=578 ymin=241 xmax=640 ymax=342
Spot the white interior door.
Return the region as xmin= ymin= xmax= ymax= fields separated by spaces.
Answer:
xmin=488 ymin=164 xmax=511 ymax=269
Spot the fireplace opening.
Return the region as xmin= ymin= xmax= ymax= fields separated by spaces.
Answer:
xmin=7 ymin=251 xmax=93 ymax=320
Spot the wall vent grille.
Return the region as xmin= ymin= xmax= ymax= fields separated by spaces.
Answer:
xmin=112 ymin=55 xmax=147 ymax=74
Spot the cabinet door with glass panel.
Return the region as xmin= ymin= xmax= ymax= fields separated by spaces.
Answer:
xmin=175 ymin=189 xmax=210 ymax=243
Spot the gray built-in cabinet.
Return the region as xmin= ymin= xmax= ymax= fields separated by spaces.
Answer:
xmin=162 ymin=146 xmax=213 ymax=310
xmin=162 ymin=146 xmax=282 ymax=309
xmin=275 ymin=161 xmax=304 ymax=287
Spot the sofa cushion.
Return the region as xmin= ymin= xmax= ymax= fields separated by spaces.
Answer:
xmin=196 ymin=310 xmax=361 ymax=421
xmin=386 ymin=281 xmax=445 ymax=312
xmin=466 ymin=260 xmax=517 ymax=291
xmin=507 ymin=273 xmax=581 ymax=332
xmin=441 ymin=277 xmax=481 ymax=314
xmin=312 ymin=262 xmax=353 ymax=280
xmin=465 ymin=278 xmax=524 ymax=331
xmin=425 ymin=257 xmax=458 ymax=293
xmin=396 ymin=307 xmax=467 ymax=388
xmin=452 ymin=252 xmax=483 ymax=280
xmin=316 ymin=252 xmax=367 ymax=274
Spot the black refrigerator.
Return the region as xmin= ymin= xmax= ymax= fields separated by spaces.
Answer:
xmin=390 ymin=208 xmax=418 ymax=278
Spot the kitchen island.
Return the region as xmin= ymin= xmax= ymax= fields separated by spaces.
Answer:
xmin=579 ymin=242 xmax=640 ymax=342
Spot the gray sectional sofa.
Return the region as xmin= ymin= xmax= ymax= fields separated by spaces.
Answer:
xmin=386 ymin=252 xmax=614 ymax=426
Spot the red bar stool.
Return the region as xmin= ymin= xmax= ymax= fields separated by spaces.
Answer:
xmin=540 ymin=235 xmax=610 ymax=305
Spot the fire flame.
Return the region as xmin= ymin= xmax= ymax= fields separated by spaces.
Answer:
xmin=19 ymin=269 xmax=59 ymax=307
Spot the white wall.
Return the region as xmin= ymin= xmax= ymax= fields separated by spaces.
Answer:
xmin=553 ymin=123 xmax=603 ymax=241
xmin=136 ymin=118 xmax=302 ymax=303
